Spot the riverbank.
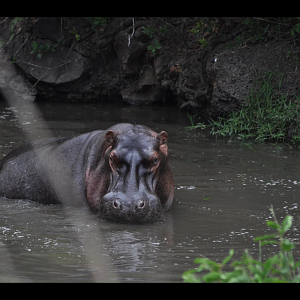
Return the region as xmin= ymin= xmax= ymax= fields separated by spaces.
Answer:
xmin=1 ymin=17 xmax=300 ymax=119
xmin=188 ymin=70 xmax=300 ymax=146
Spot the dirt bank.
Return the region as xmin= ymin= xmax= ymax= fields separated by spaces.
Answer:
xmin=1 ymin=17 xmax=300 ymax=119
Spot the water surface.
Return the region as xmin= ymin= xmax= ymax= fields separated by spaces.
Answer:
xmin=0 ymin=101 xmax=299 ymax=282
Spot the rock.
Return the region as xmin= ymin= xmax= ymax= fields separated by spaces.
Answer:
xmin=0 ymin=50 xmax=36 ymax=102
xmin=121 ymin=66 xmax=161 ymax=105
xmin=18 ymin=40 xmax=88 ymax=85
xmin=114 ymin=22 xmax=164 ymax=104
xmin=114 ymin=28 xmax=148 ymax=76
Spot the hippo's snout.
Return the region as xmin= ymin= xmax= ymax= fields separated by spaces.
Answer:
xmin=112 ymin=197 xmax=146 ymax=211
xmin=99 ymin=192 xmax=163 ymax=223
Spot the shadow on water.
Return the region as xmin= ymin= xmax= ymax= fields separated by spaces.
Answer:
xmin=0 ymin=101 xmax=300 ymax=282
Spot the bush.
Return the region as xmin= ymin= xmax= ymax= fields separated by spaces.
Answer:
xmin=182 ymin=207 xmax=300 ymax=283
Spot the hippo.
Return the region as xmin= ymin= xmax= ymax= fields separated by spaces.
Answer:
xmin=0 ymin=123 xmax=174 ymax=223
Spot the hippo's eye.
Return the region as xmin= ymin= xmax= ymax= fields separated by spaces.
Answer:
xmin=109 ymin=153 xmax=124 ymax=172
xmin=109 ymin=153 xmax=118 ymax=168
xmin=153 ymin=157 xmax=159 ymax=165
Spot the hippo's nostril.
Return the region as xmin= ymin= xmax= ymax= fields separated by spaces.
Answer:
xmin=113 ymin=199 xmax=121 ymax=209
xmin=137 ymin=199 xmax=145 ymax=209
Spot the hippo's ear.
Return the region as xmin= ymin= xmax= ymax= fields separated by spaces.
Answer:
xmin=158 ymin=131 xmax=168 ymax=145
xmin=105 ymin=130 xmax=116 ymax=145
xmin=158 ymin=131 xmax=169 ymax=157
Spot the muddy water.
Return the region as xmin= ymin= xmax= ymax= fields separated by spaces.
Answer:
xmin=0 ymin=101 xmax=299 ymax=282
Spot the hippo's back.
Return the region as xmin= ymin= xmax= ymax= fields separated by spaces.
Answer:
xmin=0 ymin=131 xmax=102 ymax=204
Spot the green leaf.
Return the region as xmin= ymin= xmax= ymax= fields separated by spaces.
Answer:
xmin=8 ymin=33 xmax=15 ymax=42
xmin=261 ymin=255 xmax=279 ymax=279
xmin=44 ymin=43 xmax=51 ymax=52
xmin=147 ymin=45 xmax=153 ymax=51
xmin=32 ymin=41 xmax=38 ymax=51
xmin=261 ymin=240 xmax=278 ymax=246
xmin=194 ymin=258 xmax=219 ymax=271
xmin=203 ymin=272 xmax=222 ymax=283
xmin=222 ymin=249 xmax=234 ymax=266
xmin=182 ymin=270 xmax=202 ymax=283
xmin=253 ymin=234 xmax=276 ymax=242
xmin=155 ymin=43 xmax=162 ymax=49
xmin=10 ymin=17 xmax=20 ymax=31
xmin=282 ymin=215 xmax=293 ymax=234
xmin=282 ymin=239 xmax=295 ymax=252
xmin=293 ymin=260 xmax=300 ymax=270
xmin=266 ymin=221 xmax=280 ymax=230
xmin=292 ymin=274 xmax=300 ymax=283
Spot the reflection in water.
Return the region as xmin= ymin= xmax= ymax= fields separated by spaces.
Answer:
xmin=0 ymin=100 xmax=300 ymax=282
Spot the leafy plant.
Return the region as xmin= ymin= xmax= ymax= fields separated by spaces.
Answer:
xmin=189 ymin=71 xmax=300 ymax=146
xmin=189 ymin=19 xmax=218 ymax=48
xmin=30 ymin=39 xmax=62 ymax=59
xmin=30 ymin=41 xmax=46 ymax=59
xmin=186 ymin=113 xmax=206 ymax=131
xmin=142 ymin=24 xmax=169 ymax=56
xmin=189 ymin=19 xmax=218 ymax=36
xmin=142 ymin=25 xmax=169 ymax=39
xmin=198 ymin=37 xmax=209 ymax=48
xmin=183 ymin=207 xmax=300 ymax=283
xmin=159 ymin=25 xmax=169 ymax=37
xmin=9 ymin=17 xmax=23 ymax=31
xmin=0 ymin=17 xmax=26 ymax=51
xmin=87 ymin=17 xmax=107 ymax=30
xmin=142 ymin=26 xmax=157 ymax=39
xmin=147 ymin=40 xmax=162 ymax=55
xmin=30 ymin=41 xmax=52 ymax=59
xmin=70 ymin=27 xmax=80 ymax=41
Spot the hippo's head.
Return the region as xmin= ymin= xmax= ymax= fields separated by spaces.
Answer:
xmin=86 ymin=124 xmax=174 ymax=223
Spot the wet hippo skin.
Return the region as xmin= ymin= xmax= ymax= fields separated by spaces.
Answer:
xmin=0 ymin=123 xmax=174 ymax=223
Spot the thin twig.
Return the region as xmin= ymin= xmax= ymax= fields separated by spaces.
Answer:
xmin=253 ymin=17 xmax=293 ymax=27
xmin=269 ymin=37 xmax=300 ymax=52
xmin=13 ymin=37 xmax=28 ymax=58
xmin=21 ymin=61 xmax=51 ymax=70
xmin=0 ymin=17 xmax=9 ymax=24
xmin=31 ymin=69 xmax=51 ymax=89
xmin=21 ymin=60 xmax=72 ymax=89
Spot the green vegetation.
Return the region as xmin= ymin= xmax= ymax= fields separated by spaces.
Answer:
xmin=188 ymin=71 xmax=300 ymax=146
xmin=0 ymin=17 xmax=108 ymax=62
xmin=183 ymin=207 xmax=300 ymax=283
xmin=146 ymin=40 xmax=162 ymax=55
xmin=189 ymin=18 xmax=218 ymax=48
xmin=189 ymin=17 xmax=300 ymax=49
xmin=0 ymin=17 xmax=25 ymax=50
xmin=141 ymin=25 xmax=168 ymax=56
xmin=30 ymin=40 xmax=62 ymax=60
xmin=86 ymin=17 xmax=107 ymax=30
